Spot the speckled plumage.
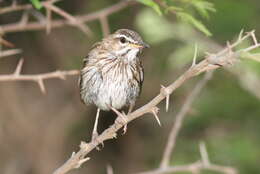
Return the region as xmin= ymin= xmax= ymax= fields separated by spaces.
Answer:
xmin=79 ymin=29 xmax=148 ymax=111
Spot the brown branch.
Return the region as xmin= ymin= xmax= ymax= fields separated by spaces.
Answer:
xmin=136 ymin=161 xmax=237 ymax=174
xmin=46 ymin=3 xmax=52 ymax=34
xmin=137 ymin=142 xmax=237 ymax=174
xmin=106 ymin=165 xmax=114 ymax=174
xmin=0 ymin=49 xmax=22 ymax=58
xmin=100 ymin=16 xmax=110 ymax=37
xmin=52 ymin=31 xmax=257 ymax=174
xmin=0 ymin=59 xmax=79 ymax=93
xmin=160 ymin=71 xmax=213 ymax=168
xmin=0 ymin=4 xmax=32 ymax=15
xmin=42 ymin=2 xmax=93 ymax=37
xmin=0 ymin=0 xmax=61 ymax=15
xmin=0 ymin=0 xmax=135 ymax=34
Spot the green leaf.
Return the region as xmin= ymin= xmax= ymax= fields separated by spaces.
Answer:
xmin=190 ymin=0 xmax=216 ymax=19
xmin=165 ymin=6 xmax=183 ymax=14
xmin=30 ymin=0 xmax=43 ymax=10
xmin=136 ymin=0 xmax=162 ymax=16
xmin=176 ymin=12 xmax=212 ymax=36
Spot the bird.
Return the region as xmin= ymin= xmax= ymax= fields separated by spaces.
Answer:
xmin=79 ymin=29 xmax=149 ymax=141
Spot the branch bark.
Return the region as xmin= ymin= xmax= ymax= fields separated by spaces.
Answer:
xmin=52 ymin=31 xmax=258 ymax=174
xmin=0 ymin=59 xmax=79 ymax=93
xmin=0 ymin=0 xmax=134 ymax=34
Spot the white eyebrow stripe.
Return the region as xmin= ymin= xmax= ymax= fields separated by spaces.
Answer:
xmin=115 ymin=34 xmax=137 ymax=43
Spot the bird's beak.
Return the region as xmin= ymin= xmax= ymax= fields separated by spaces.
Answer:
xmin=142 ymin=42 xmax=150 ymax=48
xmin=129 ymin=42 xmax=150 ymax=49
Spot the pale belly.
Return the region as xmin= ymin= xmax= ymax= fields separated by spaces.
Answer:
xmin=81 ymin=66 xmax=140 ymax=111
xmin=94 ymin=79 xmax=132 ymax=110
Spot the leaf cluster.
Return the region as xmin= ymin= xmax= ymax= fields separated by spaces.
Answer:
xmin=136 ymin=0 xmax=216 ymax=36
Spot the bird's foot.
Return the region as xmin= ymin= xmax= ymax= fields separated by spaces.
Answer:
xmin=110 ymin=107 xmax=128 ymax=135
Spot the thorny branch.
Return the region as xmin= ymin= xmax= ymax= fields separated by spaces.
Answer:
xmin=0 ymin=0 xmax=130 ymax=91
xmin=138 ymin=72 xmax=236 ymax=174
xmin=52 ymin=31 xmax=259 ymax=174
xmin=0 ymin=0 xmax=134 ymax=34
xmin=0 ymin=59 xmax=79 ymax=93
xmin=159 ymin=72 xmax=213 ymax=168
xmin=1 ymin=1 xmax=259 ymax=174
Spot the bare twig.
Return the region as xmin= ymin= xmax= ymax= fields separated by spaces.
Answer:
xmin=107 ymin=165 xmax=114 ymax=174
xmin=52 ymin=31 xmax=257 ymax=174
xmin=0 ymin=4 xmax=32 ymax=15
xmin=43 ymin=2 xmax=93 ymax=37
xmin=0 ymin=0 xmax=134 ymax=34
xmin=160 ymin=72 xmax=213 ymax=168
xmin=0 ymin=59 xmax=79 ymax=93
xmin=100 ymin=16 xmax=110 ymax=37
xmin=136 ymin=161 xmax=237 ymax=174
xmin=46 ymin=2 xmax=52 ymax=34
xmin=199 ymin=142 xmax=210 ymax=166
xmin=0 ymin=49 xmax=22 ymax=58
xmin=0 ymin=38 xmax=15 ymax=48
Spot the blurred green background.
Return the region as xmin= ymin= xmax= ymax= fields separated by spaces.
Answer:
xmin=0 ymin=0 xmax=260 ymax=174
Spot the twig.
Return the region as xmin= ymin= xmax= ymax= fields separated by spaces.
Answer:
xmin=199 ymin=142 xmax=210 ymax=166
xmin=160 ymin=72 xmax=213 ymax=168
xmin=0 ymin=49 xmax=22 ymax=58
xmin=0 ymin=59 xmax=79 ymax=93
xmin=100 ymin=15 xmax=110 ymax=37
xmin=46 ymin=1 xmax=52 ymax=34
xmin=0 ymin=38 xmax=15 ymax=48
xmin=0 ymin=0 xmax=134 ymax=34
xmin=0 ymin=4 xmax=32 ymax=15
xmin=43 ymin=2 xmax=93 ymax=37
xmin=107 ymin=165 xmax=114 ymax=174
xmin=136 ymin=161 xmax=237 ymax=174
xmin=52 ymin=31 xmax=257 ymax=174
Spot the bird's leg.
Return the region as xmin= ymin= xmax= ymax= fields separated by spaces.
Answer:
xmin=92 ymin=108 xmax=100 ymax=140
xmin=110 ymin=107 xmax=128 ymax=134
xmin=91 ymin=108 xmax=105 ymax=149
xmin=127 ymin=103 xmax=135 ymax=115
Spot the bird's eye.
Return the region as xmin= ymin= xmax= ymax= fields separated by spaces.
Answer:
xmin=120 ymin=37 xmax=126 ymax=44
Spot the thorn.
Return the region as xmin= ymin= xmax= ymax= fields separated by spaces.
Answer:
xmin=150 ymin=107 xmax=161 ymax=126
xmin=76 ymin=23 xmax=93 ymax=38
xmin=250 ymin=30 xmax=258 ymax=46
xmin=108 ymin=131 xmax=117 ymax=139
xmin=75 ymin=157 xmax=90 ymax=168
xmin=0 ymin=38 xmax=15 ymax=48
xmin=14 ymin=58 xmax=24 ymax=75
xmin=112 ymin=133 xmax=117 ymax=139
xmin=57 ymin=70 xmax=66 ymax=80
xmin=80 ymin=141 xmax=89 ymax=150
xmin=199 ymin=141 xmax=210 ymax=166
xmin=106 ymin=164 xmax=114 ymax=174
xmin=71 ymin=152 xmax=76 ymax=157
xmin=165 ymin=95 xmax=169 ymax=112
xmin=226 ymin=41 xmax=234 ymax=57
xmin=38 ymin=79 xmax=46 ymax=94
xmin=161 ymin=85 xmax=170 ymax=112
xmin=191 ymin=43 xmax=198 ymax=67
xmin=226 ymin=41 xmax=232 ymax=51
xmin=205 ymin=52 xmax=212 ymax=56
xmin=19 ymin=11 xmax=29 ymax=26
xmin=238 ymin=29 xmax=244 ymax=41
xmin=46 ymin=8 xmax=52 ymax=34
